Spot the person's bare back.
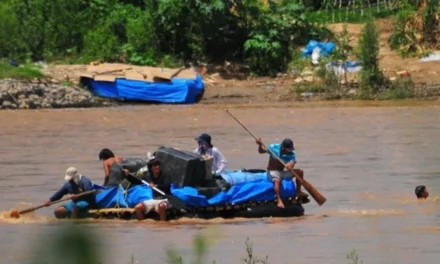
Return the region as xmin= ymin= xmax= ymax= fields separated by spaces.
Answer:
xmin=99 ymin=148 xmax=124 ymax=186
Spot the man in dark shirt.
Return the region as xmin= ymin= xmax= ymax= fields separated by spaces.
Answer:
xmin=133 ymin=158 xmax=171 ymax=221
xmin=44 ymin=167 xmax=96 ymax=218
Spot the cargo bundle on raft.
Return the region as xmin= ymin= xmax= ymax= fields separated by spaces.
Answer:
xmin=85 ymin=146 xmax=310 ymax=221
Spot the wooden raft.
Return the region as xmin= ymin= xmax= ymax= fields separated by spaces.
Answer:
xmin=87 ymin=194 xmax=310 ymax=219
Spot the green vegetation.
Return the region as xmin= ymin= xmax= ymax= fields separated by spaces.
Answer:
xmin=357 ymin=18 xmax=385 ymax=98
xmin=389 ymin=0 xmax=440 ymax=57
xmin=307 ymin=4 xmax=397 ymax=24
xmin=31 ymin=223 xmax=366 ymax=264
xmin=0 ymin=0 xmax=332 ymax=76
xmin=347 ymin=249 xmax=364 ymax=264
xmin=0 ymin=60 xmax=45 ymax=80
xmin=0 ymin=0 xmax=432 ymax=101
xmin=292 ymin=18 xmax=417 ymax=101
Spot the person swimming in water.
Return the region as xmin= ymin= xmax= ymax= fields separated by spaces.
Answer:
xmin=415 ymin=185 xmax=429 ymax=200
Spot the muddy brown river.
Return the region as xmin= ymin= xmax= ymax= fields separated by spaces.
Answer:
xmin=1 ymin=102 xmax=440 ymax=264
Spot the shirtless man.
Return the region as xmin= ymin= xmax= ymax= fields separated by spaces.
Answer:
xmin=256 ymin=137 xmax=306 ymax=208
xmin=98 ymin=148 xmax=124 ymax=186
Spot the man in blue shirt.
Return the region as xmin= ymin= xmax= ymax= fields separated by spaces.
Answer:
xmin=256 ymin=138 xmax=305 ymax=208
xmin=44 ymin=167 xmax=96 ymax=219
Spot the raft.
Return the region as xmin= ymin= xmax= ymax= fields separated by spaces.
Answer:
xmin=85 ymin=169 xmax=309 ymax=221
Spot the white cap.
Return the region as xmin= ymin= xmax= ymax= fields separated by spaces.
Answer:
xmin=64 ymin=167 xmax=79 ymax=181
xmin=146 ymin=152 xmax=155 ymax=161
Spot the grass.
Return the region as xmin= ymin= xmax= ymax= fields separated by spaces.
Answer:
xmin=0 ymin=59 xmax=45 ymax=80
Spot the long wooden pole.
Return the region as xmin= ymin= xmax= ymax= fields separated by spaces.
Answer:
xmin=10 ymin=190 xmax=97 ymax=218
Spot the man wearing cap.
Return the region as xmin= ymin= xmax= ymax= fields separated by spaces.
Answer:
xmin=415 ymin=185 xmax=429 ymax=200
xmin=194 ymin=133 xmax=227 ymax=175
xmin=132 ymin=157 xmax=172 ymax=221
xmin=256 ymin=137 xmax=305 ymax=208
xmin=44 ymin=167 xmax=96 ymax=218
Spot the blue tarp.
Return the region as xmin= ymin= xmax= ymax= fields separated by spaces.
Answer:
xmin=94 ymin=171 xmax=297 ymax=208
xmin=95 ymin=184 xmax=153 ymax=208
xmin=220 ymin=170 xmax=267 ymax=186
xmin=86 ymin=74 xmax=204 ymax=104
xmin=301 ymin=40 xmax=336 ymax=57
xmin=171 ymin=179 xmax=296 ymax=207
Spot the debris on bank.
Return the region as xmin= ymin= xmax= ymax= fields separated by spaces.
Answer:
xmin=0 ymin=79 xmax=115 ymax=110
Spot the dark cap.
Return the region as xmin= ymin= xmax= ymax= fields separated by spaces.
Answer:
xmin=195 ymin=133 xmax=212 ymax=147
xmin=281 ymin=138 xmax=294 ymax=152
xmin=415 ymin=185 xmax=426 ymax=198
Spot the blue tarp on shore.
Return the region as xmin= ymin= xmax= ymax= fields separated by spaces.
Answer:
xmin=85 ymin=74 xmax=204 ymax=104
xmin=301 ymin=40 xmax=336 ymax=57
xmin=93 ymin=170 xmax=297 ymax=208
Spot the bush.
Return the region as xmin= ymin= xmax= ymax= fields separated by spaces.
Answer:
xmin=357 ymin=19 xmax=384 ymax=97
xmin=378 ymin=76 xmax=415 ymax=100
xmin=0 ymin=60 xmax=45 ymax=80
xmin=0 ymin=0 xmax=331 ymax=77
xmin=389 ymin=1 xmax=440 ymax=57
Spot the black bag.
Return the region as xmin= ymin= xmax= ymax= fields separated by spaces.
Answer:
xmin=154 ymin=146 xmax=209 ymax=187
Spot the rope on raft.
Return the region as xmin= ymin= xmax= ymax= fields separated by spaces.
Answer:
xmin=104 ymin=183 xmax=131 ymax=219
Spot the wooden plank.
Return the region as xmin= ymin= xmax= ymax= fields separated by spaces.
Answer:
xmin=93 ymin=74 xmax=117 ymax=82
xmin=79 ymin=73 xmax=95 ymax=79
xmin=124 ymin=71 xmax=147 ymax=81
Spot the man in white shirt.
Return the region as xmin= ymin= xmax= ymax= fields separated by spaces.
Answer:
xmin=194 ymin=133 xmax=227 ymax=175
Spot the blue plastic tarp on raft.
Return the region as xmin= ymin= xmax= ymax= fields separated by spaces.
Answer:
xmin=95 ymin=185 xmax=153 ymax=208
xmin=171 ymin=179 xmax=297 ymax=207
xmin=93 ymin=177 xmax=297 ymax=208
xmin=86 ymin=74 xmax=205 ymax=104
xmin=301 ymin=40 xmax=335 ymax=57
xmin=220 ymin=170 xmax=267 ymax=186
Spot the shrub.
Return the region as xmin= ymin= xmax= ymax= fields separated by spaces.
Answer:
xmin=357 ymin=19 xmax=384 ymax=96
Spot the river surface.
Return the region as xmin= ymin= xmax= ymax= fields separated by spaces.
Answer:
xmin=0 ymin=102 xmax=440 ymax=264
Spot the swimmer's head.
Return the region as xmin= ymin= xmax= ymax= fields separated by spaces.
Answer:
xmin=415 ymin=185 xmax=429 ymax=199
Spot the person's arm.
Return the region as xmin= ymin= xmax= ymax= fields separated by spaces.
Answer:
xmin=81 ymin=177 xmax=94 ymax=192
xmin=149 ymin=175 xmax=170 ymax=194
xmin=285 ymin=153 xmax=296 ymax=171
xmin=47 ymin=184 xmax=68 ymax=203
xmin=255 ymin=137 xmax=267 ymax=154
xmin=103 ymin=161 xmax=110 ymax=185
xmin=155 ymin=180 xmax=170 ymax=194
xmin=214 ymin=149 xmax=227 ymax=175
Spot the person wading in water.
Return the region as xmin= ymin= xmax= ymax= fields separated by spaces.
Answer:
xmin=415 ymin=185 xmax=429 ymax=200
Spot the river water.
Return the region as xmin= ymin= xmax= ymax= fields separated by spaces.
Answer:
xmin=0 ymin=102 xmax=439 ymax=264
